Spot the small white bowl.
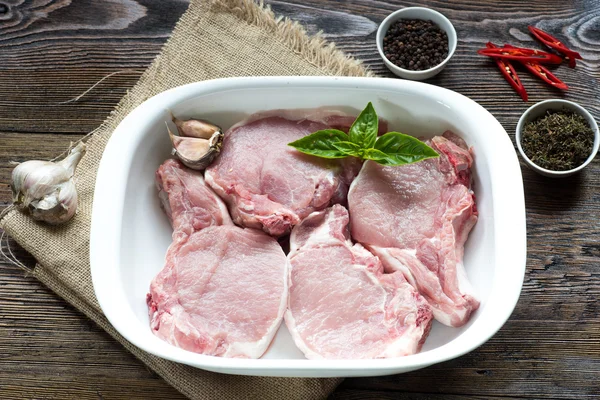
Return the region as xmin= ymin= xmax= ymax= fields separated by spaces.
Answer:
xmin=516 ymin=99 xmax=599 ymax=178
xmin=376 ymin=7 xmax=457 ymax=80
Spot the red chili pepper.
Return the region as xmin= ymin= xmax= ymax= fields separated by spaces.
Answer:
xmin=485 ymin=42 xmax=528 ymax=101
xmin=504 ymin=44 xmax=568 ymax=90
xmin=477 ymin=46 xmax=563 ymax=65
xmin=528 ymin=26 xmax=582 ymax=68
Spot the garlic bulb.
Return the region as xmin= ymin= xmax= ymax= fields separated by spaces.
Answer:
xmin=167 ymin=113 xmax=224 ymax=170
xmin=11 ymin=142 xmax=86 ymax=225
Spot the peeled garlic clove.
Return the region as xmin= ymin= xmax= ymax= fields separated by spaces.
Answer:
xmin=172 ymin=135 xmax=211 ymax=160
xmin=170 ymin=110 xmax=221 ymax=139
xmin=167 ymin=122 xmax=224 ymax=170
xmin=11 ymin=142 xmax=85 ymax=225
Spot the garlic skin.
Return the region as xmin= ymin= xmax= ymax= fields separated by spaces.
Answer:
xmin=170 ymin=111 xmax=221 ymax=139
xmin=167 ymin=114 xmax=224 ymax=170
xmin=11 ymin=142 xmax=86 ymax=225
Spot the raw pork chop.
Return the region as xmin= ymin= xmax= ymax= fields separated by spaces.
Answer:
xmin=348 ymin=132 xmax=480 ymax=327
xmin=285 ymin=204 xmax=433 ymax=359
xmin=204 ymin=110 xmax=363 ymax=237
xmin=155 ymin=159 xmax=231 ymax=242
xmin=147 ymin=159 xmax=288 ymax=358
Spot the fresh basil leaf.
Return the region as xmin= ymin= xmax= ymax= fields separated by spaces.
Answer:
xmin=288 ymin=129 xmax=349 ymax=159
xmin=364 ymin=147 xmax=431 ymax=166
xmin=362 ymin=148 xmax=399 ymax=166
xmin=332 ymin=141 xmax=362 ymax=157
xmin=288 ymin=103 xmax=442 ymax=168
xmin=372 ymin=132 xmax=439 ymax=165
xmin=348 ymin=102 xmax=378 ymax=149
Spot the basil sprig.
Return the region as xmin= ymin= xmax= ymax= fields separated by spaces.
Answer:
xmin=288 ymin=102 xmax=439 ymax=166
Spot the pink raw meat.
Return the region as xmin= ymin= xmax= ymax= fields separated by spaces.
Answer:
xmin=285 ymin=204 xmax=433 ymax=359
xmin=147 ymin=159 xmax=288 ymax=358
xmin=204 ymin=109 xmax=365 ymax=237
xmin=348 ymin=132 xmax=480 ymax=327
xmin=155 ymin=159 xmax=231 ymax=242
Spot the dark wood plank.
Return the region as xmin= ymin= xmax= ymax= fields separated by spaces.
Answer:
xmin=0 ymin=239 xmax=186 ymax=400
xmin=330 ymin=391 xmax=527 ymax=400
xmin=0 ymin=0 xmax=189 ymax=135
xmin=0 ymin=71 xmax=144 ymax=134
xmin=1 ymin=0 xmax=600 ymax=399
xmin=0 ymin=0 xmax=189 ymax=398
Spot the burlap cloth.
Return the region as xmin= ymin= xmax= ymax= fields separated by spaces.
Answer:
xmin=0 ymin=0 xmax=374 ymax=399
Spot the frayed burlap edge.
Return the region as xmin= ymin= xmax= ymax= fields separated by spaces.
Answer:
xmin=0 ymin=0 xmax=370 ymax=398
xmin=0 ymin=0 xmax=372 ymax=226
xmin=210 ymin=0 xmax=373 ymax=77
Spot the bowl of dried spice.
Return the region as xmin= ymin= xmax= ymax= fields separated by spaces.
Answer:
xmin=516 ymin=99 xmax=599 ymax=178
xmin=376 ymin=7 xmax=457 ymax=80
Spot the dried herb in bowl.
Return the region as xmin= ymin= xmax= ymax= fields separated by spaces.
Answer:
xmin=521 ymin=110 xmax=594 ymax=171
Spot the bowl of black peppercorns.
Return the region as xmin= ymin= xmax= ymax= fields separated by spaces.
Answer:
xmin=377 ymin=7 xmax=457 ymax=80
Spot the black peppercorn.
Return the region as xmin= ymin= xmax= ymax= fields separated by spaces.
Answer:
xmin=382 ymin=19 xmax=449 ymax=71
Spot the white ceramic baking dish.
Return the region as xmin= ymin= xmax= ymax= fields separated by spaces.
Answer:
xmin=90 ymin=76 xmax=526 ymax=378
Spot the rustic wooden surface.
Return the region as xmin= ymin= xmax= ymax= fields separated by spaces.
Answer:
xmin=1 ymin=0 xmax=599 ymax=398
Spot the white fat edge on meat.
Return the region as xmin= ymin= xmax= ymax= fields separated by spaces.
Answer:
xmin=450 ymin=203 xmax=479 ymax=303
xmin=345 ymin=243 xmax=390 ymax=318
xmin=283 ymin=309 xmax=326 ymax=360
xmin=324 ymin=171 xmax=336 ymax=186
xmin=200 ymin=173 xmax=233 ymax=225
xmin=226 ymin=108 xmax=353 ymax=132
xmin=238 ymin=202 xmax=255 ymax=212
xmin=402 ymin=248 xmax=418 ymax=257
xmin=368 ymin=246 xmax=418 ymax=288
xmin=164 ymin=306 xmax=201 ymax=350
xmin=346 ymin=159 xmax=370 ymax=201
xmin=379 ymin=324 xmax=421 ymax=358
xmin=456 ymin=260 xmax=478 ymax=301
xmin=157 ymin=189 xmax=172 ymax=221
xmin=284 ymin=245 xmax=328 ymax=362
xmin=408 ymin=236 xmax=477 ymax=303
xmin=288 ymin=210 xmax=344 ymax=255
xmin=350 ymin=259 xmax=389 ymax=341
xmin=369 ymin=246 xmax=458 ymax=327
xmin=309 ymin=171 xmax=337 ymax=209
xmin=214 ymin=193 xmax=233 ymax=225
xmin=379 ymin=282 xmax=430 ymax=357
xmin=202 ymin=169 xmax=235 ymax=213
xmin=428 ymin=303 xmax=455 ymax=328
xmin=222 ymin=256 xmax=290 ymax=359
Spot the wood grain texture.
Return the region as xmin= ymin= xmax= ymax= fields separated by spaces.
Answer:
xmin=1 ymin=0 xmax=599 ymax=399
xmin=330 ymin=391 xmax=527 ymax=400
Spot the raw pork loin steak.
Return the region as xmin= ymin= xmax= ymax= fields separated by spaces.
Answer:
xmin=205 ymin=110 xmax=362 ymax=237
xmin=285 ymin=204 xmax=433 ymax=359
xmin=147 ymin=159 xmax=288 ymax=358
xmin=155 ymin=159 xmax=231 ymax=242
xmin=349 ymin=132 xmax=480 ymax=327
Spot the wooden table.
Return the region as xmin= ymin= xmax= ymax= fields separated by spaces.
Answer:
xmin=1 ymin=1 xmax=598 ymax=398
